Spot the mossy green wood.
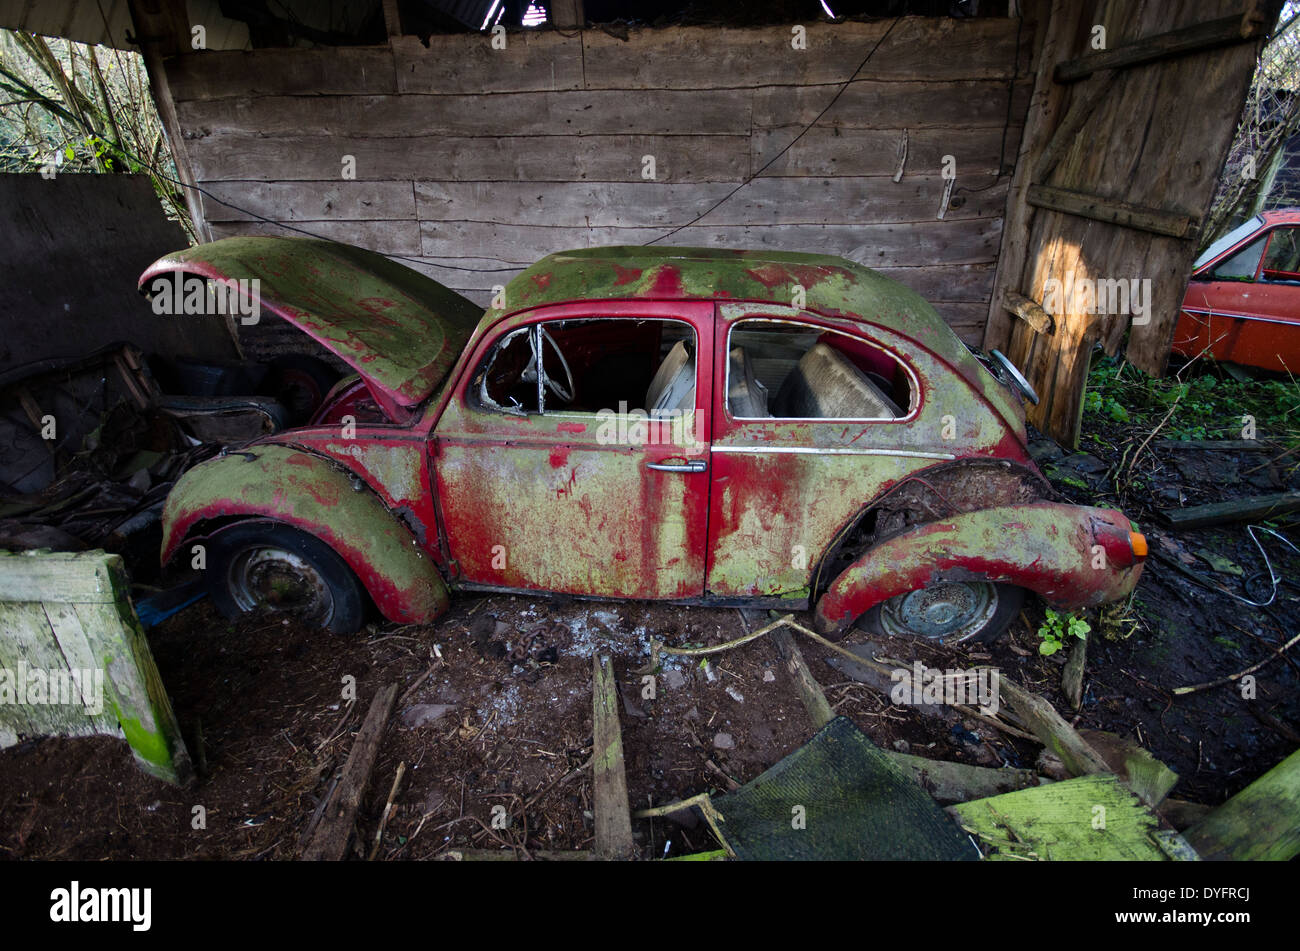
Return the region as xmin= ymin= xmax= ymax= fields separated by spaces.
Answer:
xmin=1183 ymin=748 xmax=1300 ymax=861
xmin=950 ymin=774 xmax=1196 ymax=861
xmin=0 ymin=550 xmax=193 ymax=785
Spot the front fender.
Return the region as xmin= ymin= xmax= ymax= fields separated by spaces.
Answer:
xmin=814 ymin=502 xmax=1144 ymax=634
xmin=162 ymin=445 xmax=449 ymax=624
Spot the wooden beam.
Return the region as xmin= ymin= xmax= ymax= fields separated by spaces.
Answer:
xmin=1002 ymin=290 xmax=1054 ymax=334
xmin=1184 ymin=748 xmax=1300 ymax=860
xmin=998 ymin=678 xmax=1110 ymax=777
xmin=381 ymin=0 xmax=402 ymax=37
xmin=1025 ymin=183 xmax=1198 ymax=238
xmin=302 ymin=684 xmax=398 ymax=861
xmin=771 ymin=627 xmax=834 ymax=730
xmin=1158 ymin=490 xmax=1300 ymax=529
xmin=1054 ymin=14 xmax=1271 ymax=84
xmin=592 ymin=655 xmax=634 ymax=860
xmin=549 ymin=0 xmax=584 ymax=29
xmin=887 ymin=753 xmax=1041 ymax=804
xmin=129 ymin=0 xmax=209 ymax=242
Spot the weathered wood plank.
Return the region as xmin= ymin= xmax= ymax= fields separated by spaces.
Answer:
xmin=177 ymin=90 xmax=755 ymax=138
xmin=302 ymin=683 xmax=398 ymax=861
xmin=753 ymin=126 xmax=1016 ymax=179
xmin=1183 ymin=748 xmax=1300 ymax=860
xmin=771 ymin=627 xmax=834 ymax=730
xmin=167 ymin=46 xmax=397 ymax=100
xmin=592 ymin=655 xmax=634 ymax=860
xmin=998 ymin=678 xmax=1110 ymax=777
xmin=1055 ymin=13 xmax=1270 ymax=84
xmin=188 ymin=134 xmax=751 ymax=183
xmin=1025 ymin=183 xmax=1198 ymax=238
xmin=393 ymin=33 xmax=583 ymax=95
xmin=887 ymin=752 xmax=1042 ymax=804
xmin=1157 ymin=491 xmax=1300 ymax=530
xmin=200 ymin=180 xmax=417 ymax=223
xmin=414 ymin=177 xmax=1007 ymax=228
xmin=752 ymin=79 xmax=1032 ymax=132
xmin=208 ymin=218 xmax=422 ymax=256
xmin=0 ymin=548 xmax=122 ymax=602
xmin=580 ymin=18 xmax=1022 ymax=88
xmin=951 ymin=774 xmax=1193 ymax=861
xmin=418 ymin=218 xmax=1002 ymax=268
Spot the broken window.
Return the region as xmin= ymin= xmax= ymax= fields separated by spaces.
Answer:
xmin=726 ymin=320 xmax=912 ymax=420
xmin=471 ymin=318 xmax=696 ymax=417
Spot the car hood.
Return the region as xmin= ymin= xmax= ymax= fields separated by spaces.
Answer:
xmin=139 ymin=237 xmax=483 ymax=408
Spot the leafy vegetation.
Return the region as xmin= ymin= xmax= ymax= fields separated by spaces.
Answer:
xmin=1037 ymin=608 xmax=1090 ymax=656
xmin=1084 ymin=354 xmax=1300 ymax=450
xmin=0 ymin=30 xmax=195 ymax=240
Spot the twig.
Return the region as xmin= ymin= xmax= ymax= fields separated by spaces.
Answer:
xmin=1173 ymin=628 xmax=1300 ymax=695
xmin=367 ymin=761 xmax=406 ymax=861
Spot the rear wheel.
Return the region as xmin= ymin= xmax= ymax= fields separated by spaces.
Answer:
xmin=206 ymin=522 xmax=366 ymax=634
xmin=861 ymin=581 xmax=1024 ymax=645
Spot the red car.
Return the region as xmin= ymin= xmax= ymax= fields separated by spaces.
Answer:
xmin=141 ymin=237 xmax=1146 ymax=644
xmin=1174 ymin=209 xmax=1300 ymax=373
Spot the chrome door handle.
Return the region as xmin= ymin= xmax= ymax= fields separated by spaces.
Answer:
xmin=645 ymin=459 xmax=707 ymax=473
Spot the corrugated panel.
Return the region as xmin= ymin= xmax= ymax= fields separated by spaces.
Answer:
xmin=0 ymin=0 xmax=133 ymax=48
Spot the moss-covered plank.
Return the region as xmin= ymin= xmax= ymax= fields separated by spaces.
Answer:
xmin=950 ymin=775 xmax=1195 ymax=861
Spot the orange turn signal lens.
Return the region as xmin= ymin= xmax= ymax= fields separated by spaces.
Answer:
xmin=1129 ymin=532 xmax=1148 ymax=558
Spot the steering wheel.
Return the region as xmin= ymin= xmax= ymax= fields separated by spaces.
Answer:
xmin=537 ymin=326 xmax=575 ymax=404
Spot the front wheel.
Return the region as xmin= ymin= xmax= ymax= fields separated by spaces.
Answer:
xmin=205 ymin=522 xmax=367 ymax=634
xmin=860 ymin=581 xmax=1024 ymax=645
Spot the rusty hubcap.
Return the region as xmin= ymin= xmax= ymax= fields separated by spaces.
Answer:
xmin=227 ymin=546 xmax=334 ymax=626
xmin=879 ymin=581 xmax=997 ymax=643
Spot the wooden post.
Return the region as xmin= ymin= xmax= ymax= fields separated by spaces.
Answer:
xmin=128 ymin=0 xmax=211 ymax=242
xmin=592 ymin=655 xmax=634 ymax=859
xmin=771 ymin=627 xmax=834 ymax=730
xmin=550 ymin=0 xmax=584 ymax=29
xmin=0 ymin=550 xmax=193 ymax=785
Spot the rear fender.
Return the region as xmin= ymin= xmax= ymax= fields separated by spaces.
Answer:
xmin=814 ymin=502 xmax=1144 ymax=634
xmin=161 ymin=444 xmax=449 ymax=624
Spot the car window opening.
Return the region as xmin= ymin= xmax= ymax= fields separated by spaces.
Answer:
xmin=473 ymin=318 xmax=697 ymax=417
xmin=727 ymin=321 xmax=912 ymax=420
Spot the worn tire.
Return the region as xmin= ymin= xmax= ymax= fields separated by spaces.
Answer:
xmin=205 ymin=522 xmax=366 ymax=634
xmin=859 ymin=581 xmax=1025 ymax=646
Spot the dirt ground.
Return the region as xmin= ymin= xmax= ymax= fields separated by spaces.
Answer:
xmin=1 ymin=425 xmax=1297 ymax=860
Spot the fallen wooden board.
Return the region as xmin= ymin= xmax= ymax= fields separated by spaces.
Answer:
xmin=950 ymin=774 xmax=1197 ymax=861
xmin=1183 ymin=748 xmax=1300 ymax=860
xmin=771 ymin=627 xmax=834 ymax=730
xmin=302 ymin=684 xmax=398 ymax=861
xmin=1080 ymin=730 xmax=1179 ymax=807
xmin=888 ymin=753 xmax=1042 ymax=805
xmin=1158 ymin=491 xmax=1300 ymax=529
xmin=998 ymin=678 xmax=1110 ymax=777
xmin=592 ymin=655 xmax=634 ymax=860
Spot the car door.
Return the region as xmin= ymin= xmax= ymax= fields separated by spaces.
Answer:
xmin=705 ymin=303 xmax=951 ymax=602
xmin=1181 ymin=224 xmax=1300 ymax=369
xmin=431 ymin=300 xmax=714 ymax=599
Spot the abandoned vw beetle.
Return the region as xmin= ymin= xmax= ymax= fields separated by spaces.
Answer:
xmin=142 ymin=238 xmax=1146 ymax=642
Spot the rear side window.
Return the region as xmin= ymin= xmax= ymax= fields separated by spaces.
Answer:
xmin=726 ymin=320 xmax=913 ymax=420
xmin=1212 ymin=236 xmax=1266 ymax=281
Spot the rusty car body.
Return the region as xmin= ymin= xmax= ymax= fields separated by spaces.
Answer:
xmin=1173 ymin=209 xmax=1300 ymax=373
xmin=141 ymin=237 xmax=1146 ymax=642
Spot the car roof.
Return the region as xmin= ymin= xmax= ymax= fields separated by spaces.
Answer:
xmin=1259 ymin=209 xmax=1300 ymax=226
xmin=491 ymin=245 xmax=959 ymax=350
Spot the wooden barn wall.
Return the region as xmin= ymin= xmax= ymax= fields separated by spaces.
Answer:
xmin=985 ymin=0 xmax=1268 ymax=447
xmin=163 ymin=17 xmax=1033 ymax=360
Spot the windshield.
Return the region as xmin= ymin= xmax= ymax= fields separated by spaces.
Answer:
xmin=1195 ymin=216 xmax=1264 ymax=269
